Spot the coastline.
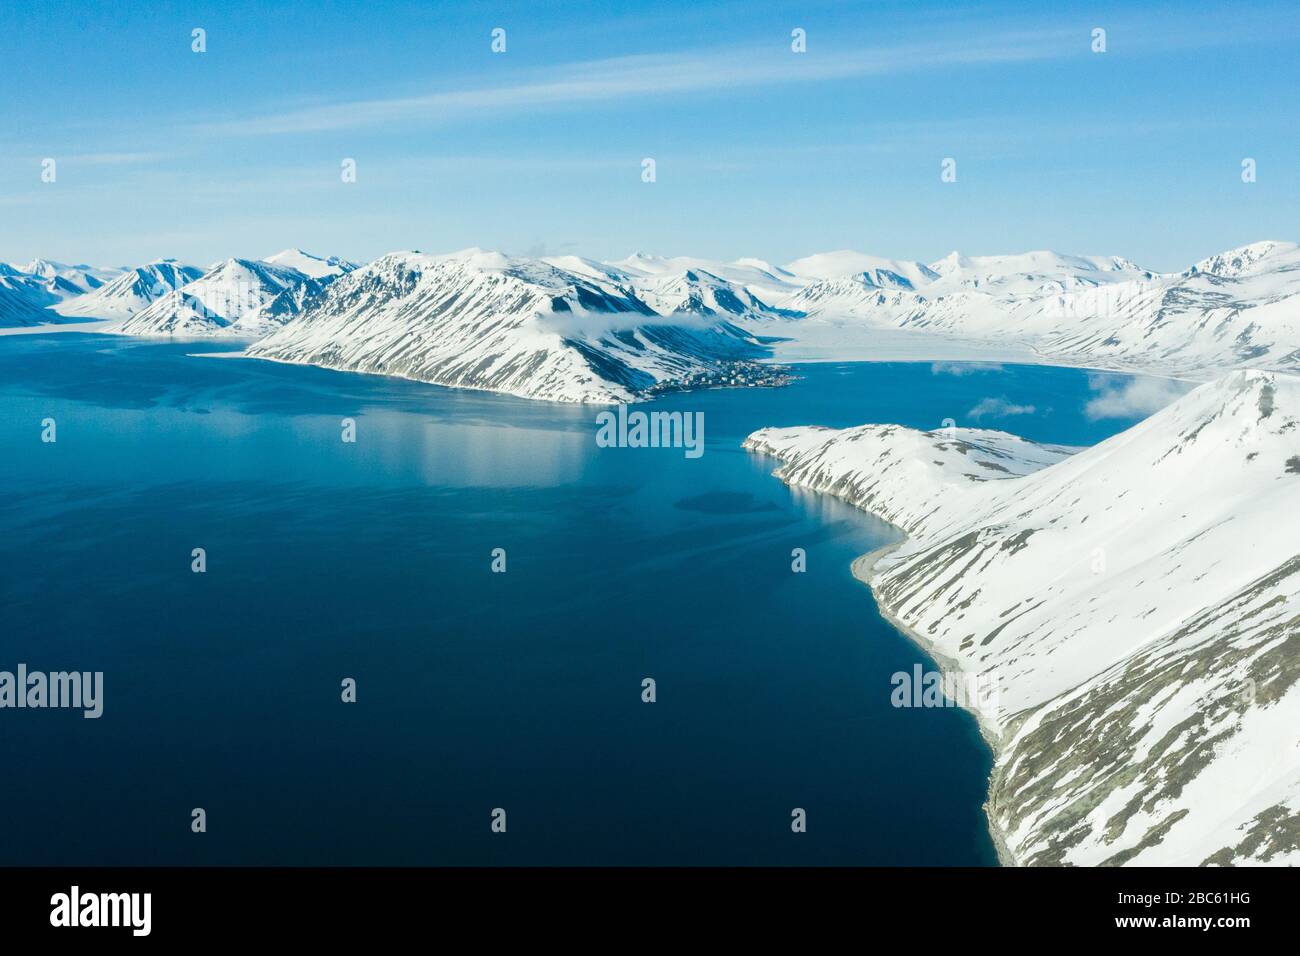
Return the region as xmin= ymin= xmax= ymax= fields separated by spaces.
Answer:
xmin=851 ymin=539 xmax=1020 ymax=867
xmin=743 ymin=439 xmax=1021 ymax=863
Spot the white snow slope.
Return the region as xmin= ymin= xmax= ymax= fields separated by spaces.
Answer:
xmin=105 ymin=258 xmax=327 ymax=336
xmin=11 ymin=258 xmax=122 ymax=295
xmin=746 ymin=370 xmax=1300 ymax=866
xmin=245 ymin=249 xmax=779 ymax=403
xmin=0 ymin=275 xmax=62 ymax=325
xmin=262 ymin=248 xmax=357 ymax=280
xmin=53 ymin=259 xmax=204 ymax=319
xmin=0 ymin=259 xmax=126 ymax=325
xmin=783 ymin=241 xmax=1300 ymax=380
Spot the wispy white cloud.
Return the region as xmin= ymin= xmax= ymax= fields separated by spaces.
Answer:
xmin=1085 ymin=374 xmax=1191 ymax=420
xmin=932 ymin=361 xmax=1006 ymax=376
xmin=195 ymin=30 xmax=1083 ymax=137
xmin=968 ymin=396 xmax=1036 ymax=419
xmin=52 ymin=152 xmax=174 ymax=166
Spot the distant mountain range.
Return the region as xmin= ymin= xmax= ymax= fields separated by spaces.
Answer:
xmin=746 ymin=369 xmax=1300 ymax=866
xmin=107 ymin=257 xmax=341 ymax=336
xmin=53 ymin=260 xmax=206 ymax=319
xmin=5 ymin=241 xmax=1300 ymax=401
xmin=0 ymin=258 xmax=126 ymax=324
xmin=247 ymin=249 xmax=780 ymax=403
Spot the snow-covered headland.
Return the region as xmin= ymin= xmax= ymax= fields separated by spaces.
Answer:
xmin=746 ymin=371 xmax=1300 ymax=866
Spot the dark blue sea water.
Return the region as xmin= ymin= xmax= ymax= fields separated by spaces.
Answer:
xmin=0 ymin=336 xmax=1154 ymax=865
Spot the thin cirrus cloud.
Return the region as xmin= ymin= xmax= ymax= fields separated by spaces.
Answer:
xmin=60 ymin=152 xmax=173 ymax=166
xmin=194 ymin=29 xmax=1085 ymax=137
xmin=0 ymin=150 xmax=171 ymax=169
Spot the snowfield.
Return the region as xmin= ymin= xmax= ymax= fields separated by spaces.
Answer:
xmin=746 ymin=370 xmax=1300 ymax=866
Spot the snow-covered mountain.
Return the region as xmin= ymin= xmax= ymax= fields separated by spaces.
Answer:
xmin=622 ymin=267 xmax=793 ymax=320
xmin=785 ymin=249 xmax=1152 ymax=320
xmin=11 ymin=239 xmax=1300 ymax=398
xmin=744 ymin=424 xmax=1077 ymax=538
xmin=12 ymin=258 xmax=122 ymax=295
xmin=606 ymin=252 xmax=802 ymax=319
xmin=609 ymin=251 xmax=798 ymax=290
xmin=106 ymin=258 xmax=326 ymax=336
xmin=782 ymin=242 xmax=1300 ymax=380
xmin=746 ymin=369 xmax=1300 ymax=866
xmin=784 ymin=250 xmax=941 ymax=290
xmin=52 ymin=259 xmax=205 ymax=319
xmin=0 ymin=274 xmax=62 ymax=325
xmin=262 ymin=248 xmax=357 ymax=280
xmin=782 ymin=276 xmax=916 ymax=318
xmin=1186 ymin=239 xmax=1293 ymax=278
xmin=1024 ymin=242 xmax=1300 ymax=376
xmin=0 ymin=258 xmax=128 ymax=325
xmin=246 ymin=248 xmax=783 ymax=403
xmin=924 ymin=249 xmax=1150 ymax=295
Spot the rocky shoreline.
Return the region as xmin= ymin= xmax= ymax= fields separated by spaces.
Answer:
xmin=850 ymin=545 xmax=1018 ymax=867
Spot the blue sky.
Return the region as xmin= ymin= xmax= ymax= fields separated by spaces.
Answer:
xmin=2 ymin=0 xmax=1297 ymax=271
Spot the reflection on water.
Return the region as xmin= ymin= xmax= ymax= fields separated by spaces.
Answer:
xmin=0 ymin=334 xmax=1152 ymax=865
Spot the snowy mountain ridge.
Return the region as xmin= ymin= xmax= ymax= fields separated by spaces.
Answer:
xmin=53 ymin=259 xmax=205 ymax=319
xmin=104 ymin=257 xmax=331 ymax=336
xmin=746 ymin=370 xmax=1300 ymax=866
xmin=245 ymin=250 xmax=783 ymax=403
xmin=6 ymin=239 xmax=1300 ymax=403
xmin=262 ymin=248 xmax=357 ymax=280
xmin=785 ymin=241 xmax=1300 ymax=380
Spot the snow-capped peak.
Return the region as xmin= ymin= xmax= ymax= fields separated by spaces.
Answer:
xmin=21 ymin=257 xmax=69 ymax=279
xmin=910 ymin=250 xmax=1154 ymax=301
xmin=261 ymin=248 xmax=356 ymax=280
xmin=928 ymin=249 xmax=1147 ymax=279
xmin=433 ymin=247 xmax=516 ymax=272
xmin=784 ymin=250 xmax=940 ymax=289
xmin=102 ymin=256 xmax=327 ymax=336
xmin=730 ymin=257 xmax=794 ymax=278
xmin=1187 ymin=240 xmax=1300 ymax=278
xmin=53 ymin=258 xmax=205 ymax=319
xmin=5 ymin=258 xmax=124 ymax=296
xmin=928 ymin=251 xmax=969 ymax=275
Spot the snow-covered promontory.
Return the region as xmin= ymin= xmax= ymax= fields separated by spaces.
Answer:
xmin=746 ymin=370 xmax=1300 ymax=866
xmin=245 ymin=249 xmax=783 ymax=404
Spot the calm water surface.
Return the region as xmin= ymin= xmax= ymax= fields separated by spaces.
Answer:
xmin=0 ymin=335 xmax=1151 ymax=864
